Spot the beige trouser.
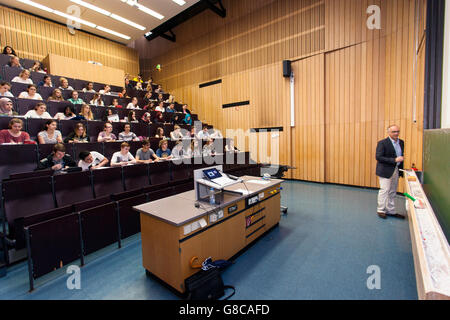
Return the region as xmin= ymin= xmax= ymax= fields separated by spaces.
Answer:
xmin=377 ymin=167 xmax=399 ymax=214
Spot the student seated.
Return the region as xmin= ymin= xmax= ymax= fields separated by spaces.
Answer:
xmin=143 ymin=101 xmax=155 ymax=111
xmin=141 ymin=112 xmax=151 ymax=124
xmin=155 ymin=84 xmax=164 ymax=94
xmin=78 ymin=150 xmax=108 ymax=171
xmin=47 ymin=88 xmax=64 ymax=102
xmin=165 ymin=103 xmax=176 ymax=113
xmin=155 ymin=101 xmax=165 ymax=112
xmin=126 ymin=97 xmax=140 ymax=109
xmin=67 ymin=90 xmax=84 ymax=105
xmin=0 ymin=97 xmax=17 ymax=116
xmin=102 ymin=108 xmax=119 ymax=122
xmin=111 ymin=142 xmax=136 ymax=166
xmin=135 ymin=82 xmax=143 ymax=91
xmin=109 ymin=98 xmax=123 ymax=108
xmin=197 ymin=125 xmax=210 ymax=140
xmin=2 ymin=46 xmax=17 ymax=56
xmin=170 ymin=125 xmax=184 ymax=141
xmin=76 ymin=103 xmax=95 ymax=121
xmin=124 ymin=110 xmax=139 ymax=123
xmin=191 ymin=139 xmax=202 ymax=157
xmin=152 ymin=111 xmax=164 ymax=124
xmin=38 ymin=75 xmax=53 ymax=88
xmin=90 ymin=93 xmax=104 ymax=106
xmin=37 ymin=120 xmax=63 ymax=144
xmin=154 ymin=127 xmax=166 ymax=139
xmin=0 ymin=118 xmax=31 ymax=144
xmin=156 ymin=139 xmax=173 ymax=159
xmin=99 ymin=85 xmax=111 ymax=95
xmin=12 ymin=69 xmax=33 ymax=85
xmin=202 ymin=138 xmax=216 ymax=156
xmin=59 ymin=77 xmax=74 ymax=91
xmin=97 ymin=122 xmax=117 ymax=142
xmin=182 ymin=104 xmax=191 ymax=115
xmin=172 ymin=140 xmax=192 ymax=159
xmin=29 ymin=61 xmax=45 ymax=74
xmin=64 ymin=122 xmax=89 ymax=143
xmin=210 ymin=128 xmax=223 ymax=139
xmin=18 ymin=84 xmax=42 ymax=100
xmin=182 ymin=113 xmax=192 ymax=125
xmin=119 ymin=87 xmax=130 ymax=98
xmin=5 ymin=56 xmax=23 ymax=69
xmin=225 ymin=139 xmax=240 ymax=153
xmin=82 ymin=82 xmax=96 ymax=93
xmin=135 ymin=139 xmax=159 ymax=164
xmin=119 ymin=123 xmax=139 ymax=141
xmin=0 ymin=81 xmax=14 ymax=98
xmin=24 ymin=102 xmax=52 ymax=119
xmin=37 ymin=143 xmax=77 ymax=173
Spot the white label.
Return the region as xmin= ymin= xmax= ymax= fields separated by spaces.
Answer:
xmin=191 ymin=221 xmax=200 ymax=232
xmin=209 ymin=213 xmax=217 ymax=223
xmin=199 ymin=218 xmax=207 ymax=228
xmin=259 ymin=192 xmax=264 ymax=199
xmin=218 ymin=210 xmax=224 ymax=219
xmin=183 ymin=224 xmax=192 ymax=235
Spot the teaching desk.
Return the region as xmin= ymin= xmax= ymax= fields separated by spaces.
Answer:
xmin=134 ymin=176 xmax=283 ymax=293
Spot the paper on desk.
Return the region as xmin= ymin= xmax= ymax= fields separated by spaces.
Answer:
xmin=234 ymin=189 xmax=250 ymax=195
xmin=247 ymin=179 xmax=270 ymax=185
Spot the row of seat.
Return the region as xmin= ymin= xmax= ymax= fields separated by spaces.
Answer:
xmin=3 ymin=97 xmax=199 ymax=123
xmin=0 ymin=138 xmax=232 ymax=181
xmin=0 ymin=115 xmax=197 ymax=141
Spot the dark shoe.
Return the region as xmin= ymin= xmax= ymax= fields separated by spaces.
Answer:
xmin=377 ymin=212 xmax=387 ymax=219
xmin=387 ymin=213 xmax=405 ymax=219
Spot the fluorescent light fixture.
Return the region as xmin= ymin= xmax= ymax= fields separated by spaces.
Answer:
xmin=16 ymin=0 xmax=132 ymax=41
xmin=96 ymin=26 xmax=131 ymax=40
xmin=172 ymin=0 xmax=186 ymax=5
xmin=70 ymin=0 xmax=145 ymax=31
xmin=144 ymin=31 xmax=152 ymax=37
xmin=16 ymin=0 xmax=53 ymax=13
xmin=121 ymin=0 xmax=165 ymax=20
xmin=110 ymin=14 xmax=146 ymax=31
xmin=53 ymin=10 xmax=97 ymax=28
xmin=70 ymin=0 xmax=110 ymax=16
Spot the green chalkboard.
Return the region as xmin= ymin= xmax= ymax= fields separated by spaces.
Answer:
xmin=423 ymin=129 xmax=450 ymax=242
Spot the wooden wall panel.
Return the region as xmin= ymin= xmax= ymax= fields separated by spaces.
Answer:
xmin=133 ymin=0 xmax=426 ymax=189
xmin=0 ymin=5 xmax=139 ymax=76
xmin=291 ymin=54 xmax=325 ymax=182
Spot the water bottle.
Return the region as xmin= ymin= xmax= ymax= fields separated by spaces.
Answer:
xmin=209 ymin=187 xmax=215 ymax=205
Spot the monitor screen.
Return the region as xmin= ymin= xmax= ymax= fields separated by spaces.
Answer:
xmin=203 ymin=168 xmax=222 ymax=180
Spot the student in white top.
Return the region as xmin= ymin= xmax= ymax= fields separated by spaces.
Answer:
xmin=24 ymin=102 xmax=52 ymax=119
xmin=111 ymin=142 xmax=136 ymax=166
xmin=12 ymin=70 xmax=33 ymax=84
xmin=90 ymin=93 xmax=104 ymax=106
xmin=155 ymin=101 xmax=165 ymax=112
xmin=18 ymin=84 xmax=43 ymax=100
xmin=78 ymin=150 xmax=109 ymax=171
xmin=59 ymin=77 xmax=74 ymax=91
xmin=82 ymin=82 xmax=96 ymax=93
xmin=54 ymin=105 xmax=76 ymax=120
xmin=197 ymin=126 xmax=210 ymax=140
xmin=170 ymin=125 xmax=184 ymax=141
xmin=0 ymin=82 xmax=14 ymax=98
xmin=126 ymin=97 xmax=140 ymax=109
xmin=99 ymin=85 xmax=111 ymax=95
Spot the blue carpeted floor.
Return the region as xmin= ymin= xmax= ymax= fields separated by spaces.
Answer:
xmin=0 ymin=181 xmax=418 ymax=300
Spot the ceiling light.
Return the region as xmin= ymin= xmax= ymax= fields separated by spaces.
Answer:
xmin=172 ymin=0 xmax=186 ymax=5
xmin=110 ymin=14 xmax=146 ymax=31
xmin=121 ymin=0 xmax=165 ymax=20
xmin=16 ymin=0 xmax=53 ymax=13
xmin=70 ymin=0 xmax=145 ymax=31
xmin=70 ymin=0 xmax=110 ymax=16
xmin=96 ymin=26 xmax=131 ymax=40
xmin=53 ymin=10 xmax=97 ymax=28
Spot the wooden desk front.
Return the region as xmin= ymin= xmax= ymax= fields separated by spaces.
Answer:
xmin=134 ymin=176 xmax=283 ymax=293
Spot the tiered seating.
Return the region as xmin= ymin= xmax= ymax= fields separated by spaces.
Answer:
xmin=0 ymin=52 xmax=261 ymax=292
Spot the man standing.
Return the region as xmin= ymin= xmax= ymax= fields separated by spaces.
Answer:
xmin=376 ymin=125 xmax=405 ymax=219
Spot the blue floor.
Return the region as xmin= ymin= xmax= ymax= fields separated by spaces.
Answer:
xmin=0 ymin=181 xmax=418 ymax=300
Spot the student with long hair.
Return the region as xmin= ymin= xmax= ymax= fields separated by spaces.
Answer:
xmin=37 ymin=119 xmax=63 ymax=144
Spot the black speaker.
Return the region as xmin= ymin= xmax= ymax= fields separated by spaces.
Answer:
xmin=283 ymin=60 xmax=291 ymax=77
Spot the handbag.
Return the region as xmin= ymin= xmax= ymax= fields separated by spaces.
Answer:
xmin=185 ymin=268 xmax=235 ymax=300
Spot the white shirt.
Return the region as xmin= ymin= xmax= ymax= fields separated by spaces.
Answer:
xmin=78 ymin=151 xmax=106 ymax=171
xmin=127 ymin=103 xmax=140 ymax=110
xmin=99 ymin=90 xmax=111 ymax=95
xmin=18 ymin=92 xmax=43 ymax=100
xmin=111 ymin=151 xmax=135 ymax=164
xmin=197 ymin=131 xmax=210 ymax=140
xmin=54 ymin=112 xmax=75 ymax=120
xmin=24 ymin=110 xmax=52 ymax=119
xmin=12 ymin=77 xmax=33 ymax=84
xmin=0 ymin=91 xmax=14 ymax=98
xmin=155 ymin=106 xmax=165 ymax=112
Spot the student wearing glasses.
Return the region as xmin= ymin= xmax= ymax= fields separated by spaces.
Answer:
xmin=97 ymin=122 xmax=117 ymax=142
